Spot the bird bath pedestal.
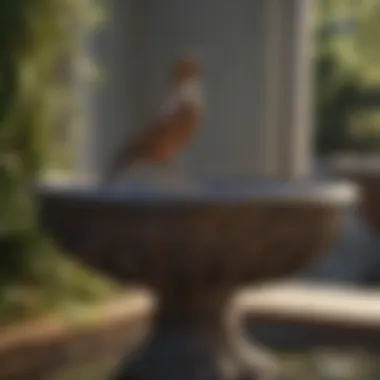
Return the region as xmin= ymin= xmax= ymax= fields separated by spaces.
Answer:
xmin=36 ymin=179 xmax=354 ymax=380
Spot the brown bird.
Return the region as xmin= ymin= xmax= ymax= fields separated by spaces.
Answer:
xmin=103 ymin=56 xmax=204 ymax=184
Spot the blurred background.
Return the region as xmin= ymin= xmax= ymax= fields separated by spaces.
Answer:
xmin=1 ymin=0 xmax=380 ymax=379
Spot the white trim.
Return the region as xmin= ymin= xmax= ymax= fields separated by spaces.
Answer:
xmin=288 ymin=0 xmax=314 ymax=179
xmin=262 ymin=0 xmax=283 ymax=177
xmin=262 ymin=0 xmax=314 ymax=179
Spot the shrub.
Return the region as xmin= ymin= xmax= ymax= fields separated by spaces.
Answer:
xmin=0 ymin=0 xmax=114 ymax=322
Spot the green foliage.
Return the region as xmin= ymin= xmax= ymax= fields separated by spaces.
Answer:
xmin=0 ymin=0 xmax=115 ymax=323
xmin=315 ymin=0 xmax=380 ymax=154
xmin=0 ymin=0 xmax=104 ymax=232
xmin=315 ymin=53 xmax=362 ymax=154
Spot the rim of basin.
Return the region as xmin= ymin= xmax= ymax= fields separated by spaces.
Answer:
xmin=332 ymin=154 xmax=380 ymax=177
xmin=35 ymin=177 xmax=357 ymax=206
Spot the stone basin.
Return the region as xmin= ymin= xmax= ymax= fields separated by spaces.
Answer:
xmin=36 ymin=178 xmax=354 ymax=285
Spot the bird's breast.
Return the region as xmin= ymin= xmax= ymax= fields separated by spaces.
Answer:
xmin=179 ymin=79 xmax=204 ymax=109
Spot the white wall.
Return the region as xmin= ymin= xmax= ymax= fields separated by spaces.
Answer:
xmin=84 ymin=0 xmax=313 ymax=180
xmin=81 ymin=0 xmax=136 ymax=178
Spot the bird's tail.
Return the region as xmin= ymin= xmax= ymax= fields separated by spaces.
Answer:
xmin=101 ymin=147 xmax=138 ymax=185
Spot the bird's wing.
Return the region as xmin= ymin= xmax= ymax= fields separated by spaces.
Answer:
xmin=156 ymin=90 xmax=181 ymax=121
xmin=103 ymin=83 xmax=202 ymax=184
xmin=103 ymin=111 xmax=176 ymax=184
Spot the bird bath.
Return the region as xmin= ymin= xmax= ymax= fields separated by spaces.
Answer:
xmin=36 ymin=178 xmax=355 ymax=380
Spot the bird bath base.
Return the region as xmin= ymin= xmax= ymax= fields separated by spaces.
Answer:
xmin=118 ymin=328 xmax=249 ymax=380
xmin=114 ymin=293 xmax=274 ymax=380
xmin=36 ymin=179 xmax=355 ymax=380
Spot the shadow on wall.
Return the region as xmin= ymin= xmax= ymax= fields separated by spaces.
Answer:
xmin=301 ymin=208 xmax=380 ymax=285
xmin=300 ymin=161 xmax=380 ymax=286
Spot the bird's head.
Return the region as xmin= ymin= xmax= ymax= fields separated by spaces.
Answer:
xmin=172 ymin=56 xmax=201 ymax=83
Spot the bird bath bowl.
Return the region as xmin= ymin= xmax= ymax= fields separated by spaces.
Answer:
xmin=333 ymin=154 xmax=380 ymax=234
xmin=36 ymin=178 xmax=355 ymax=380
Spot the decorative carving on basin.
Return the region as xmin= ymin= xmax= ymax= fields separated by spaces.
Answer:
xmin=36 ymin=179 xmax=355 ymax=380
xmin=333 ymin=155 xmax=380 ymax=233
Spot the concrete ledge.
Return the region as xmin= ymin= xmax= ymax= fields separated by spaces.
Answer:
xmin=238 ymin=281 xmax=380 ymax=330
xmin=239 ymin=281 xmax=380 ymax=349
xmin=0 ymin=293 xmax=152 ymax=379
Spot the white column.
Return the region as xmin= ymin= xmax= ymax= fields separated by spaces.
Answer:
xmin=266 ymin=0 xmax=314 ymax=179
xmin=82 ymin=0 xmax=314 ymax=181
